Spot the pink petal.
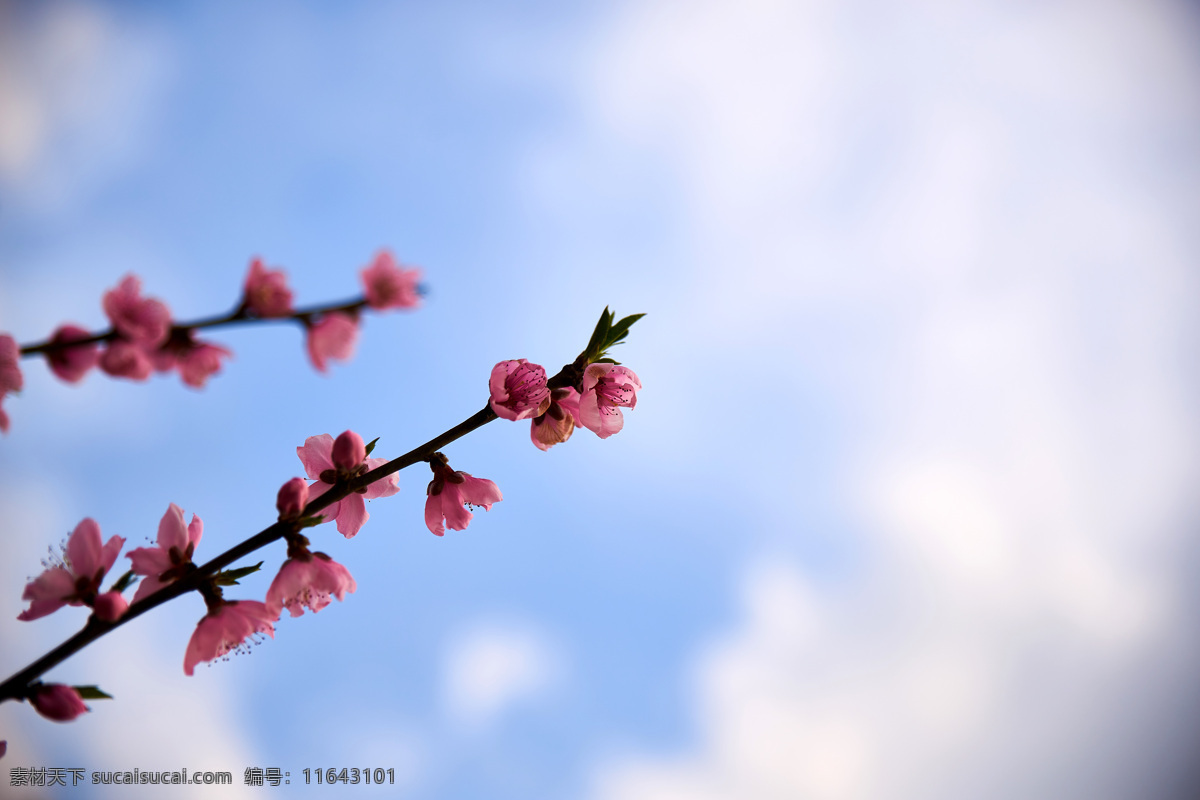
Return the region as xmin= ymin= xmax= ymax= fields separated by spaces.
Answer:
xmin=127 ymin=547 xmax=173 ymax=578
xmin=98 ymin=534 xmax=125 ymax=575
xmin=297 ymin=434 xmax=335 ymax=479
xmin=157 ymin=503 xmax=189 ymax=551
xmin=31 ymin=684 xmax=89 ymax=722
xmin=361 ymin=250 xmax=421 ymax=310
xmin=188 ymin=513 xmax=204 ymax=548
xmin=458 ymin=473 xmax=502 ymax=510
xmin=440 ymin=483 xmax=474 ymax=532
xmin=425 ymin=493 xmax=446 ymax=536
xmin=46 ymin=325 xmax=98 ymax=384
xmin=17 ymin=568 xmax=75 ymax=621
xmin=130 ymin=574 xmax=168 ymax=604
xmin=93 ymin=591 xmax=128 ymax=622
xmin=98 ymin=340 xmax=152 ymax=381
xmin=66 ymin=518 xmax=104 ymax=578
xmin=334 ymin=493 xmax=368 ymax=538
xmin=362 ymin=457 xmax=400 ymax=499
xmin=332 ymin=430 xmax=366 ymax=471
xmin=306 ymin=313 xmax=358 ymax=373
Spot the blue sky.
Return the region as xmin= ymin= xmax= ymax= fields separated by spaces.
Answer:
xmin=2 ymin=1 xmax=1200 ymax=798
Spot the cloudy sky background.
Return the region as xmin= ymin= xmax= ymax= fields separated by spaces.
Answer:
xmin=2 ymin=1 xmax=1199 ymax=798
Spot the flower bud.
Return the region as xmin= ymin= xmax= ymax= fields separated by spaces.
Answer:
xmin=92 ymin=591 xmax=128 ymax=622
xmin=332 ymin=430 xmax=366 ymax=472
xmin=277 ymin=477 xmax=310 ymax=519
xmin=31 ymin=684 xmax=88 ymax=722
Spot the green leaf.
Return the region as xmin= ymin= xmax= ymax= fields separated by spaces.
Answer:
xmin=364 ymin=437 xmax=379 ymax=457
xmin=583 ymin=306 xmax=612 ymax=359
xmin=73 ymin=685 xmax=113 ymax=700
xmin=214 ymin=561 xmax=263 ymax=586
xmin=109 ymin=569 xmax=137 ymax=594
xmin=298 ymin=515 xmax=325 ymax=529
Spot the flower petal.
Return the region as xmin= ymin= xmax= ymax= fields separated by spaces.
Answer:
xmin=297 ymin=434 xmax=335 ymax=479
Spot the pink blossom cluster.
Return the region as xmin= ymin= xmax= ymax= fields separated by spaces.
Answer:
xmin=0 ymin=249 xmax=422 ymax=434
xmin=489 ymin=359 xmax=642 ymax=449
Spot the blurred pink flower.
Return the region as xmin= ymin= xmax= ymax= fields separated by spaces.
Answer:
xmin=489 ymin=359 xmax=551 ymax=421
xmin=530 ymin=387 xmax=581 ymax=451
xmin=18 ymin=518 xmax=125 ymax=621
xmin=0 ymin=334 xmax=22 ymax=434
xmin=243 ymin=257 xmax=294 ymax=318
xmin=305 ymin=312 xmax=358 ymax=373
xmin=177 ymin=340 xmax=232 ymax=388
xmin=45 ymin=325 xmax=99 ymax=384
xmin=297 ymin=433 xmax=399 ymax=538
xmin=266 ymin=551 xmax=357 ymax=618
xmin=102 ymin=274 xmax=171 ymax=347
xmin=183 ymin=600 xmax=275 ymax=676
xmin=425 ymin=466 xmax=502 ymax=536
xmin=361 ymin=250 xmax=421 ymax=310
xmin=30 ymin=684 xmax=88 ymax=722
xmin=99 ymin=339 xmax=153 ymax=380
xmin=276 ymin=477 xmax=309 ymax=519
xmin=127 ymin=504 xmax=203 ymax=604
xmin=577 ymin=363 xmax=641 ymax=439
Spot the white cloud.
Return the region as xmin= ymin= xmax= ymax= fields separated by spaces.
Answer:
xmin=443 ymin=621 xmax=563 ymax=730
xmin=0 ymin=1 xmax=172 ymax=218
xmin=581 ymin=0 xmax=1200 ymax=797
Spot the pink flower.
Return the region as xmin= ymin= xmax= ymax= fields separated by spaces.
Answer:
xmin=242 ymin=257 xmax=294 ymax=318
xmin=577 ymin=363 xmax=642 ymax=439
xmin=0 ymin=334 xmax=22 ymax=434
xmin=45 ymin=325 xmax=99 ymax=383
xmin=30 ymin=684 xmax=88 ymax=722
xmin=305 ymin=312 xmax=358 ymax=373
xmin=18 ymin=518 xmax=125 ymax=621
xmin=266 ymin=551 xmax=357 ymax=618
xmin=297 ymin=432 xmax=399 ymax=538
xmin=127 ymin=504 xmax=203 ymax=604
xmin=183 ymin=600 xmax=275 ymax=676
xmin=489 ymin=359 xmax=551 ymax=421
xmin=99 ymin=339 xmax=153 ymax=380
xmin=361 ymin=250 xmax=421 ymax=310
xmin=425 ymin=457 xmax=502 ymax=536
xmin=92 ymin=590 xmax=128 ymax=622
xmin=177 ymin=340 xmax=232 ymax=388
xmin=530 ymin=387 xmax=581 ymax=451
xmin=102 ymin=274 xmax=172 ymax=347
xmin=276 ymin=477 xmax=309 ymax=519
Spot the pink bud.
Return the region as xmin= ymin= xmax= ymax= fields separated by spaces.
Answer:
xmin=277 ymin=477 xmax=310 ymax=519
xmin=92 ymin=591 xmax=128 ymax=622
xmin=332 ymin=430 xmax=366 ymax=472
xmin=45 ymin=325 xmax=99 ymax=383
xmin=30 ymin=684 xmax=88 ymax=722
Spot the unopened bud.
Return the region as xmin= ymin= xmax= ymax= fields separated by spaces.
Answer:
xmin=277 ymin=477 xmax=310 ymax=519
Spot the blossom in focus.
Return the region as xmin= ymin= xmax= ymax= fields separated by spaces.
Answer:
xmin=277 ymin=477 xmax=310 ymax=519
xmin=266 ymin=551 xmax=357 ymax=618
xmin=331 ymin=430 xmax=366 ymax=472
xmin=489 ymin=359 xmax=551 ymax=421
xmin=30 ymin=684 xmax=88 ymax=722
xmin=102 ymin=274 xmax=172 ymax=347
xmin=0 ymin=334 xmax=22 ymax=434
xmin=425 ymin=456 xmax=502 ymax=536
xmin=99 ymin=339 xmax=153 ymax=380
xmin=530 ymin=387 xmax=581 ymax=451
xmin=18 ymin=518 xmax=126 ymax=621
xmin=361 ymin=250 xmax=421 ymax=310
xmin=183 ymin=600 xmax=275 ymax=676
xmin=127 ymin=504 xmax=203 ymax=604
xmin=243 ymin=257 xmax=294 ymax=318
xmin=297 ymin=432 xmax=399 ymax=537
xmin=176 ymin=340 xmax=232 ymax=388
xmin=305 ymin=312 xmax=358 ymax=373
xmin=577 ymin=363 xmax=642 ymax=439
